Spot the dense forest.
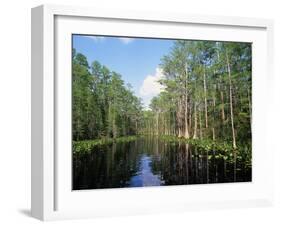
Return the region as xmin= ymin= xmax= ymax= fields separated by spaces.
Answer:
xmin=142 ymin=41 xmax=251 ymax=149
xmin=72 ymin=40 xmax=251 ymax=152
xmin=72 ymin=49 xmax=143 ymax=141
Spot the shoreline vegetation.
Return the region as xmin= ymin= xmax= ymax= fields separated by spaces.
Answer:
xmin=73 ymin=135 xmax=251 ymax=167
xmin=73 ymin=135 xmax=139 ymax=153
xmin=72 ymin=39 xmax=251 ymax=168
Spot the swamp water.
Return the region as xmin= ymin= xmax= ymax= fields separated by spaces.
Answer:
xmin=73 ymin=137 xmax=251 ymax=190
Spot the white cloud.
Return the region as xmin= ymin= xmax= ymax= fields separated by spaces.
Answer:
xmin=83 ymin=36 xmax=134 ymax=44
xmin=139 ymin=67 xmax=165 ymax=109
xmin=118 ymin=38 xmax=134 ymax=44
xmin=84 ymin=36 xmax=105 ymax=42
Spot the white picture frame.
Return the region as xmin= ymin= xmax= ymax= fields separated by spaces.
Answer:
xmin=31 ymin=4 xmax=274 ymax=221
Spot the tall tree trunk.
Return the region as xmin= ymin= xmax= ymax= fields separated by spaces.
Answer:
xmin=184 ymin=64 xmax=190 ymax=138
xmin=156 ymin=111 xmax=159 ymax=135
xmin=112 ymin=113 xmax=117 ymax=138
xmin=220 ymin=84 xmax=225 ymax=122
xmin=199 ymin=108 xmax=202 ymax=139
xmin=173 ymin=111 xmax=175 ymax=136
xmin=226 ymin=50 xmax=237 ymax=149
xmin=193 ymin=102 xmax=198 ymax=139
xmin=212 ymin=84 xmax=216 ymax=141
xmin=177 ymin=99 xmax=182 ymax=137
xmin=247 ymin=88 xmax=252 ymax=128
xmin=212 ymin=94 xmax=216 ymax=141
xmin=217 ymin=46 xmax=225 ymax=125
xmin=212 ymin=128 xmax=215 ymax=141
xmin=171 ymin=112 xmax=173 ymax=135
xmin=164 ymin=113 xmax=167 ymax=135
xmin=189 ymin=102 xmax=192 ymax=133
xmin=184 ymin=95 xmax=190 ymax=138
xmin=203 ymin=66 xmax=208 ymax=128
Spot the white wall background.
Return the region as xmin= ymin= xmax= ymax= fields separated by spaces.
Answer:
xmin=0 ymin=0 xmax=280 ymax=225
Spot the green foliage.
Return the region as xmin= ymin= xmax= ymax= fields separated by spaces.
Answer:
xmin=72 ymin=49 xmax=142 ymax=141
xmin=140 ymin=40 xmax=251 ymax=154
xmin=159 ymin=135 xmax=251 ymax=167
xmin=73 ymin=136 xmax=139 ymax=154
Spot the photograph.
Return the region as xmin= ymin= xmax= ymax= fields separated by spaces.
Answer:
xmin=72 ymin=35 xmax=252 ymax=190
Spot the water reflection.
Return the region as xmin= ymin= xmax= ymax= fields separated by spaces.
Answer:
xmin=129 ymin=155 xmax=164 ymax=187
xmin=73 ymin=137 xmax=251 ymax=190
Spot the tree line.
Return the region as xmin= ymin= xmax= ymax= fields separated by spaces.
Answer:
xmin=72 ymin=49 xmax=142 ymax=141
xmin=140 ymin=40 xmax=251 ymax=149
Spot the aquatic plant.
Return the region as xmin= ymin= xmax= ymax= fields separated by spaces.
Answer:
xmin=73 ymin=136 xmax=139 ymax=154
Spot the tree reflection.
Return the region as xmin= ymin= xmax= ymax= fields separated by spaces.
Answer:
xmin=73 ymin=136 xmax=251 ymax=190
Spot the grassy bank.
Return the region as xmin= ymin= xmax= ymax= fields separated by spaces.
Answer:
xmin=73 ymin=134 xmax=251 ymax=167
xmin=159 ymin=135 xmax=235 ymax=152
xmin=73 ymin=135 xmax=138 ymax=154
xmin=159 ymin=135 xmax=251 ymax=166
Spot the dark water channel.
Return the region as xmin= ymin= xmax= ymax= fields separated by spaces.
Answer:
xmin=73 ymin=137 xmax=251 ymax=190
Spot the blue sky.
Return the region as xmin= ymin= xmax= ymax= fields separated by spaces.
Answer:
xmin=72 ymin=35 xmax=174 ymax=108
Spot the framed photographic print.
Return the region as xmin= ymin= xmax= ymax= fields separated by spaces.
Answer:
xmin=31 ymin=4 xmax=274 ymax=221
